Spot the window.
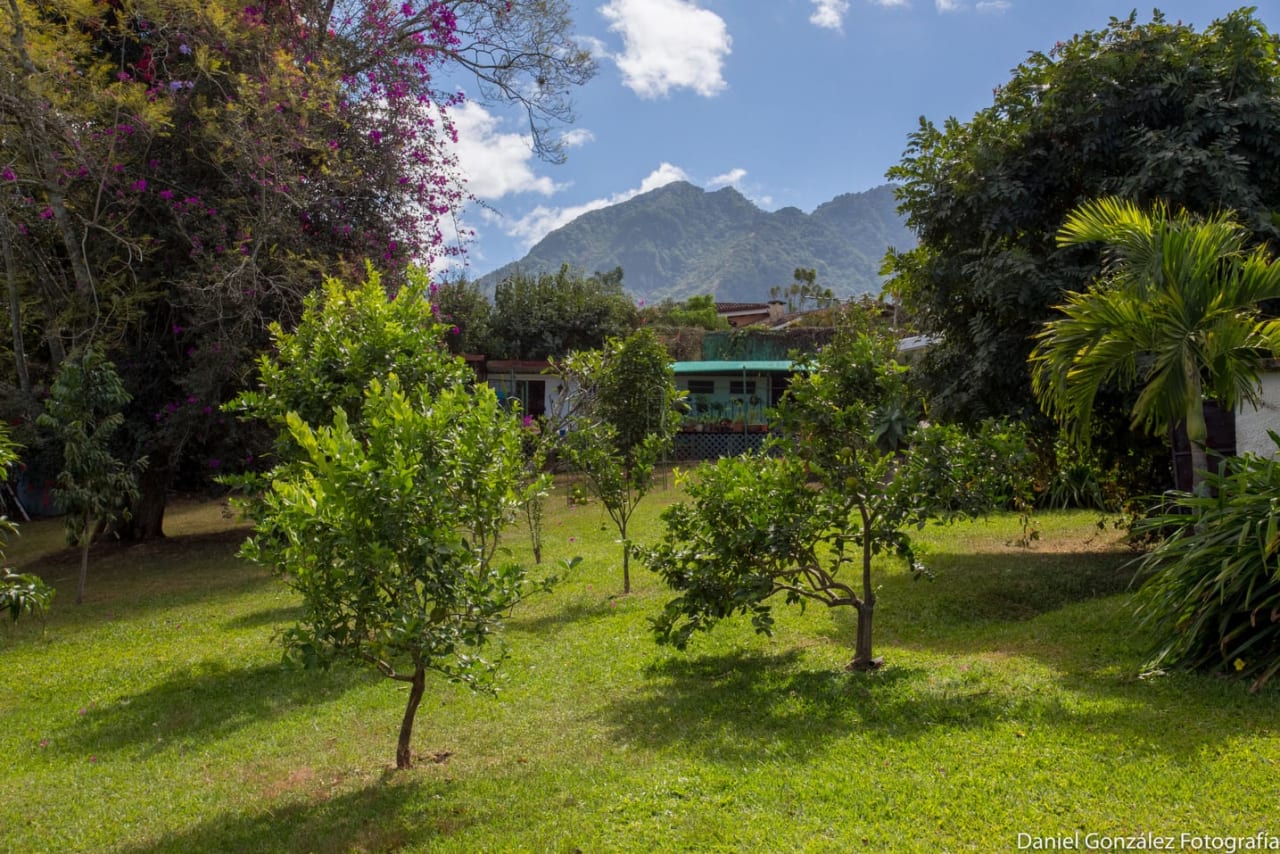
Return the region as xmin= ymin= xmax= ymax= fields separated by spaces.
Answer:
xmin=499 ymin=379 xmax=546 ymax=417
xmin=686 ymin=380 xmax=715 ymax=395
xmin=729 ymin=380 xmax=756 ymax=396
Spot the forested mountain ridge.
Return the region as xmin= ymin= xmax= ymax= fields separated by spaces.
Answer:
xmin=477 ymin=182 xmax=914 ymax=302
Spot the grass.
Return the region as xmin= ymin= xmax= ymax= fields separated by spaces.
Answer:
xmin=2 ymin=484 xmax=1278 ymax=853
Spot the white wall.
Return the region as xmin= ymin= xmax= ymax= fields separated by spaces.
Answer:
xmin=1236 ymin=370 xmax=1280 ymax=457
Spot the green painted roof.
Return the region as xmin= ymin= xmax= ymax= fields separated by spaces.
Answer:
xmin=672 ymin=360 xmax=795 ymax=374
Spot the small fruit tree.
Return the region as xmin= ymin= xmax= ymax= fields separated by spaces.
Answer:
xmin=235 ymin=270 xmax=563 ymax=768
xmin=642 ymin=323 xmax=1030 ymax=670
xmin=557 ymin=328 xmax=682 ymax=594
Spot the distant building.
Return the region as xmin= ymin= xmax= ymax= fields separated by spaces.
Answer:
xmin=715 ymin=300 xmax=786 ymax=328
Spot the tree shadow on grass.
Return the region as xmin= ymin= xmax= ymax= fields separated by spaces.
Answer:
xmin=882 ymin=549 xmax=1137 ymax=631
xmin=600 ymin=649 xmax=1055 ymax=763
xmin=118 ymin=776 xmax=466 ymax=854
xmin=801 ymin=548 xmax=1280 ymax=761
xmin=505 ymin=596 xmax=620 ymax=635
xmin=223 ymin=603 xmax=305 ymax=630
xmin=56 ymin=659 xmax=375 ymax=758
xmin=25 ymin=530 xmax=273 ymax=627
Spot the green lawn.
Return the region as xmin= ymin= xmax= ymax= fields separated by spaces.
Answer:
xmin=2 ymin=485 xmax=1277 ymax=853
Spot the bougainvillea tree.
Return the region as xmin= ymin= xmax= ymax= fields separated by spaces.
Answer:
xmin=0 ymin=0 xmax=592 ymax=537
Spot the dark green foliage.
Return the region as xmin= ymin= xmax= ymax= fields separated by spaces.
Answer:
xmin=488 ymin=265 xmax=638 ymax=359
xmin=640 ymin=295 xmax=729 ymax=330
xmin=36 ymin=349 xmax=142 ymax=605
xmin=0 ymin=426 xmax=53 ymax=624
xmin=1134 ymin=436 xmax=1280 ymax=691
xmin=0 ymin=568 xmax=53 ymax=625
xmin=887 ymin=9 xmax=1280 ymax=423
xmin=478 ymin=182 xmax=912 ymax=303
xmin=700 ymin=327 xmax=837 ymax=361
xmin=1031 ymin=197 xmax=1280 ymax=495
xmin=433 ymin=277 xmax=494 ymax=355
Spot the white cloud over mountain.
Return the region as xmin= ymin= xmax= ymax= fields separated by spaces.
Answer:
xmin=503 ymin=162 xmax=690 ymax=246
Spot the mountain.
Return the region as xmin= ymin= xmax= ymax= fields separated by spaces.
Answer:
xmin=476 ymin=182 xmax=915 ymax=303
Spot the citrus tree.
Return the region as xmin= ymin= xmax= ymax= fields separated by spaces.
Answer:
xmin=236 ymin=272 xmax=566 ymax=769
xmin=558 ymin=328 xmax=682 ymax=594
xmin=643 ymin=324 xmax=1031 ymax=670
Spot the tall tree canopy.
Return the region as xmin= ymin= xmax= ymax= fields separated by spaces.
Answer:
xmin=488 ymin=265 xmax=638 ymax=359
xmin=0 ymin=0 xmax=592 ymax=537
xmin=1031 ymin=198 xmax=1280 ymax=494
xmin=886 ymin=8 xmax=1280 ymax=423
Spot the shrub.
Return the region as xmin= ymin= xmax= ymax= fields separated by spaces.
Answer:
xmin=1134 ymin=436 xmax=1280 ymax=691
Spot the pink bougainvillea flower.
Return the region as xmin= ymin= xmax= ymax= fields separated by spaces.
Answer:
xmin=39 ymin=207 xmax=53 ymax=220
xmin=1 ymin=167 xmax=15 ymax=181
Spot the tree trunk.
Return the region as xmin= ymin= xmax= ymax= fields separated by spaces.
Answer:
xmin=620 ymin=519 xmax=630 ymax=595
xmin=1186 ymin=383 xmax=1210 ymax=498
xmin=848 ymin=509 xmax=882 ymax=671
xmin=76 ymin=513 xmax=92 ymax=605
xmin=1 ymin=217 xmax=29 ymax=396
xmin=849 ymin=601 xmax=878 ymax=671
xmin=396 ymin=663 xmax=427 ymax=769
xmin=117 ymin=461 xmax=171 ymax=541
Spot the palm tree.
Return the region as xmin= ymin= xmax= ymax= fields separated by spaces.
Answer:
xmin=1030 ymin=197 xmax=1280 ymax=495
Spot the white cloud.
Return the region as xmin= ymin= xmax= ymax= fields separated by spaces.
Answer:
xmin=935 ymin=0 xmax=961 ymax=10
xmin=809 ymin=0 xmax=849 ymax=30
xmin=504 ymin=162 xmax=690 ymax=246
xmin=599 ymin=0 xmax=731 ymax=99
xmin=707 ymin=168 xmax=747 ymax=189
xmin=639 ymin=162 xmax=691 ymax=192
xmin=560 ymin=128 xmax=596 ymax=149
xmin=576 ymin=34 xmax=612 ymax=61
xmin=450 ymin=101 xmax=559 ymax=201
xmin=975 ymin=0 xmax=1010 ymax=12
xmin=869 ymin=0 xmax=909 ymax=6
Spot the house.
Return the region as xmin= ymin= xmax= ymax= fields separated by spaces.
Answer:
xmin=1234 ymin=365 xmax=1280 ymax=459
xmin=474 ymin=358 xmax=573 ymax=422
xmin=1168 ymin=362 xmax=1280 ymax=489
xmin=671 ymin=359 xmax=798 ymax=460
xmin=715 ymin=301 xmax=786 ymax=328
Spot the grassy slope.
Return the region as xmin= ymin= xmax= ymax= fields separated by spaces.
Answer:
xmin=1 ymin=488 xmax=1277 ymax=853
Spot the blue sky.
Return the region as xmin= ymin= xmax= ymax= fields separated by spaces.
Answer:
xmin=440 ymin=0 xmax=1280 ymax=280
